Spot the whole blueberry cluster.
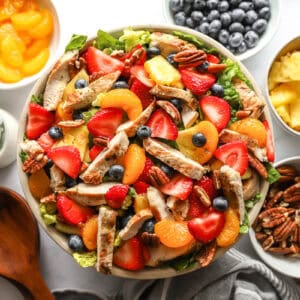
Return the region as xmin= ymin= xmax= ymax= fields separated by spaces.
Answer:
xmin=170 ymin=0 xmax=271 ymax=55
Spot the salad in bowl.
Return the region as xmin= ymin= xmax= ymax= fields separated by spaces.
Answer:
xmin=18 ymin=25 xmax=279 ymax=278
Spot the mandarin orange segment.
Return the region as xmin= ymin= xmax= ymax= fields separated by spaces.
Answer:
xmin=21 ymin=48 xmax=49 ymax=76
xmin=123 ymin=144 xmax=146 ymax=185
xmin=0 ymin=59 xmax=22 ymax=82
xmin=216 ymin=208 xmax=240 ymax=248
xmin=82 ymin=215 xmax=98 ymax=251
xmin=28 ymin=168 xmax=52 ymax=200
xmin=0 ymin=0 xmax=17 ymax=22
xmin=21 ymin=0 xmax=38 ymax=11
xmin=11 ymin=0 xmax=25 ymax=10
xmin=176 ymin=121 xmax=219 ymax=164
xmin=24 ymin=37 xmax=49 ymax=59
xmin=11 ymin=10 xmax=42 ymax=30
xmin=28 ymin=9 xmax=53 ymax=38
xmin=55 ymin=100 xmax=73 ymax=122
xmin=18 ymin=31 xmax=32 ymax=46
xmin=1 ymin=35 xmax=24 ymax=67
xmin=0 ymin=23 xmax=25 ymax=52
xmin=230 ymin=118 xmax=267 ymax=148
xmin=96 ymin=89 xmax=143 ymax=121
xmin=155 ymin=219 xmax=195 ymax=248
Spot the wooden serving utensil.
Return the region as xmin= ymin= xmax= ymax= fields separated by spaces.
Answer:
xmin=0 ymin=187 xmax=54 ymax=300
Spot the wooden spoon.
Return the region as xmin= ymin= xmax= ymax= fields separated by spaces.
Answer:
xmin=0 ymin=187 xmax=54 ymax=300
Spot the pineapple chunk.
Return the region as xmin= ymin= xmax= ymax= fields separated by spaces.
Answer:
xmin=134 ymin=194 xmax=149 ymax=213
xmin=276 ymin=104 xmax=291 ymax=125
xmin=290 ymin=99 xmax=300 ymax=130
xmin=270 ymin=82 xmax=298 ymax=107
xmin=144 ymin=55 xmax=182 ymax=87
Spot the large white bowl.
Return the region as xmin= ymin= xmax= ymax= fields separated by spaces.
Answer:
xmin=250 ymin=156 xmax=300 ymax=279
xmin=162 ymin=0 xmax=281 ymax=61
xmin=0 ymin=0 xmax=61 ymax=91
xmin=18 ymin=24 xmax=271 ymax=279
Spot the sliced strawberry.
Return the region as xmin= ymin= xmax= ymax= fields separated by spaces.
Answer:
xmin=138 ymin=157 xmax=154 ymax=183
xmin=57 ymin=195 xmax=94 ymax=225
xmin=142 ymin=244 xmax=151 ymax=264
xmin=160 ymin=173 xmax=193 ymax=200
xmin=180 ymin=69 xmax=216 ymax=96
xmin=207 ymin=63 xmax=227 ymax=73
xmin=206 ymin=54 xmax=220 ymax=64
xmin=214 ymin=141 xmax=248 ymax=176
xmin=89 ymin=145 xmax=104 ymax=161
xmin=130 ymin=78 xmax=153 ymax=109
xmin=105 ymin=184 xmax=129 ymax=209
xmin=48 ymin=146 xmax=81 ymax=179
xmin=130 ymin=65 xmax=155 ymax=87
xmin=113 ymin=237 xmax=145 ymax=271
xmin=146 ymin=109 xmax=178 ymax=141
xmin=37 ymin=132 xmax=55 ymax=153
xmin=195 ymin=176 xmax=217 ymax=200
xmin=26 ymin=103 xmax=54 ymax=140
xmin=133 ymin=181 xmax=150 ymax=194
xmin=87 ymin=108 xmax=123 ymax=138
xmin=187 ymin=191 xmax=207 ymax=219
xmin=199 ymin=95 xmax=231 ymax=132
xmin=263 ymin=120 xmax=275 ymax=162
xmin=121 ymin=44 xmax=146 ymax=65
xmin=85 ymin=46 xmax=124 ymax=75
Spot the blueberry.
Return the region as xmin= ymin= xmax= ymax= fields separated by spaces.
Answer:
xmin=253 ymin=0 xmax=269 ymax=9
xmin=166 ymin=53 xmax=178 ymax=67
xmin=68 ymin=235 xmax=85 ymax=252
xmin=244 ymin=10 xmax=258 ymax=25
xmin=228 ymin=32 xmax=243 ymax=48
xmin=74 ymin=79 xmax=88 ymax=89
xmin=141 ymin=218 xmax=156 ymax=233
xmin=170 ymin=98 xmax=182 ymax=111
xmin=121 ymin=212 xmax=134 ymax=228
xmin=192 ymin=133 xmax=207 ymax=147
xmin=191 ymin=11 xmax=203 ymax=24
xmin=229 ymin=0 xmax=242 ymax=6
xmin=238 ymin=1 xmax=254 ymax=11
xmin=186 ymin=17 xmax=195 ymax=28
xmin=108 ymin=164 xmax=125 ymax=181
xmin=209 ymin=32 xmax=218 ymax=39
xmin=207 ymin=0 xmax=219 ymax=10
xmin=185 ymin=0 xmax=194 ymax=3
xmin=170 ymin=0 xmax=184 ymax=13
xmin=174 ymin=11 xmax=186 ymax=26
xmin=137 ymin=125 xmax=152 ymax=139
xmin=160 ymin=164 xmax=174 ymax=178
xmin=196 ymin=61 xmax=210 ymax=72
xmin=147 ymin=46 xmax=161 ymax=58
xmin=199 ymin=22 xmax=210 ymax=35
xmin=202 ymin=16 xmax=208 ymax=23
xmin=218 ymin=1 xmax=229 ymax=12
xmin=236 ymin=41 xmax=248 ymax=53
xmin=209 ymin=20 xmax=222 ymax=34
xmin=258 ymin=6 xmax=270 ymax=20
xmin=212 ymin=196 xmax=228 ymax=212
xmin=244 ymin=30 xmax=259 ymax=48
xmin=220 ymin=12 xmax=232 ymax=27
xmin=208 ymin=10 xmax=220 ymax=22
xmin=48 ymin=126 xmax=63 ymax=140
xmin=229 ymin=22 xmax=245 ymax=33
xmin=113 ymin=80 xmax=129 ymax=89
xmin=72 ymin=110 xmax=83 ymax=120
xmin=231 ymin=8 xmax=245 ymax=22
xmin=252 ymin=18 xmax=267 ymax=35
xmin=65 ymin=175 xmax=78 ymax=188
xmin=218 ymin=29 xmax=230 ymax=45
xmin=183 ymin=3 xmax=192 ymax=15
xmin=193 ymin=0 xmax=206 ymax=10
xmin=211 ymin=84 xmax=225 ymax=97
xmin=244 ymin=25 xmax=252 ymax=32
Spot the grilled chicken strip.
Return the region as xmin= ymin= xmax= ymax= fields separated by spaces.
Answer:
xmin=64 ymin=71 xmax=120 ymax=110
xmin=80 ymin=131 xmax=129 ymax=184
xmin=96 ymin=206 xmax=117 ymax=274
xmin=242 ymin=169 xmax=260 ymax=201
xmin=43 ymin=50 xmax=79 ymax=111
xmin=150 ymin=84 xmax=197 ymax=109
xmin=50 ymin=165 xmax=65 ymax=192
xmin=219 ymin=129 xmax=267 ymax=162
xmin=63 ymin=182 xmax=118 ymax=206
xmin=181 ymin=104 xmax=199 ymax=128
xmin=119 ymin=209 xmax=153 ymax=240
xmin=220 ymin=165 xmax=245 ymax=224
xmin=143 ymin=138 xmax=206 ymax=180
xmin=166 ymin=196 xmax=189 ymax=221
xmin=116 ymin=101 xmax=156 ymax=137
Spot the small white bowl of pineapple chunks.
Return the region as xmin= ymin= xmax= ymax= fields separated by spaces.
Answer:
xmin=267 ymin=36 xmax=300 ymax=137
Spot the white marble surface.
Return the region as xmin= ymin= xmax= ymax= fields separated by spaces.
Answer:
xmin=1 ymin=0 xmax=300 ymax=298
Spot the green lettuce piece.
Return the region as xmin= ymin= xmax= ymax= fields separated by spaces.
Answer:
xmin=121 ymin=195 xmax=132 ymax=210
xmin=265 ymin=162 xmax=281 ymax=184
xmin=128 ymin=187 xmax=136 ymax=197
xmin=239 ymin=212 xmax=250 ymax=234
xmin=65 ymin=34 xmax=87 ymax=52
xmin=114 ymin=232 xmax=122 ymax=248
xmin=96 ymin=29 xmax=124 ymax=51
xmin=245 ymin=193 xmax=262 ymax=210
xmin=73 ymin=252 xmax=97 ymax=267
xmin=31 ymin=94 xmax=43 ymax=105
xmin=40 ymin=203 xmax=56 ymax=225
xmin=169 ymin=252 xmax=196 ymax=272
xmin=82 ymin=108 xmax=98 ymax=122
xmin=119 ymin=28 xmax=150 ymax=52
xmin=19 ymin=151 xmax=28 ymax=163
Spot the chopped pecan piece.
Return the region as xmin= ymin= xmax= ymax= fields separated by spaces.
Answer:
xmin=197 ymin=241 xmax=216 ymax=267
xmin=248 ymin=153 xmax=268 ymax=179
xmin=194 ymin=185 xmax=211 ymax=207
xmin=236 ymin=110 xmax=252 ymax=119
xmin=93 ymin=136 xmax=110 ymax=147
xmin=149 ymin=166 xmax=170 ymax=187
xmin=174 ymin=49 xmax=207 ymax=68
xmin=68 ymin=56 xmax=87 ymax=79
xmin=141 ymin=232 xmax=160 ymax=247
xmin=157 ymin=100 xmax=181 ymax=123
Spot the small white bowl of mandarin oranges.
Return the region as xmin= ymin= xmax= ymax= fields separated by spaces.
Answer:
xmin=0 ymin=0 xmax=60 ymax=90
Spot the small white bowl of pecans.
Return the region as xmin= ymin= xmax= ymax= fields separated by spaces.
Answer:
xmin=250 ymin=156 xmax=300 ymax=278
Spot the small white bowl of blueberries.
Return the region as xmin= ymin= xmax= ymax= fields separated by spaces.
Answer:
xmin=164 ymin=0 xmax=281 ymax=60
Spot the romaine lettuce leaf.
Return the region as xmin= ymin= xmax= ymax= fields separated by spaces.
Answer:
xmin=119 ymin=28 xmax=150 ymax=52
xmin=96 ymin=29 xmax=124 ymax=51
xmin=73 ymin=252 xmax=97 ymax=267
xmin=65 ymin=34 xmax=87 ymax=52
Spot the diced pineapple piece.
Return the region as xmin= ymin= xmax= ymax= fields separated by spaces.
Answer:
xmin=281 ymin=52 xmax=300 ymax=81
xmin=276 ymin=104 xmax=291 ymax=125
xmin=290 ymin=99 xmax=300 ymax=131
xmin=134 ymin=194 xmax=149 ymax=213
xmin=83 ymin=147 xmax=91 ymax=163
xmin=144 ymin=55 xmax=182 ymax=87
xmin=270 ymin=82 xmax=298 ymax=107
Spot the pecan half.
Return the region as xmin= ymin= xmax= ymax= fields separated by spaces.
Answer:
xmin=248 ymin=153 xmax=268 ymax=179
xmin=149 ymin=166 xmax=170 ymax=187
xmin=255 ymin=232 xmax=268 ymax=242
xmin=197 ymin=241 xmax=216 ymax=267
xmin=283 ymin=183 xmax=300 ymax=198
xmin=174 ymin=49 xmax=207 ymax=68
xmin=262 ymin=235 xmax=274 ymax=251
xmin=194 ymin=185 xmax=211 ymax=207
xmin=273 ymin=218 xmax=296 ymax=241
xmin=68 ymin=57 xmax=87 ymax=79
xmin=236 ymin=110 xmax=252 ymax=119
xmin=258 ymin=207 xmax=291 ymax=219
xmin=262 ymin=214 xmax=287 ymax=228
xmin=123 ymin=47 xmax=146 ymax=75
xmin=277 ymin=165 xmax=298 ymax=177
xmin=93 ymin=136 xmax=109 ymax=147
xmin=141 ymin=232 xmax=160 ymax=247
xmin=58 ymin=120 xmax=85 ymax=128
xmin=157 ymin=100 xmax=181 ymax=123
xmin=23 ymin=152 xmax=48 ymax=174
xmin=265 ymin=191 xmax=283 ymax=209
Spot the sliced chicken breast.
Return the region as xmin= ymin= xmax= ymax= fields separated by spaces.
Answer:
xmin=181 ymin=104 xmax=199 ymax=128
xmin=166 ymin=196 xmax=189 ymax=221
xmin=50 ymin=165 xmax=66 ymax=192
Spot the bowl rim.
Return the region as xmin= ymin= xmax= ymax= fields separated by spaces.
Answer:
xmin=17 ymin=24 xmax=271 ymax=279
xmin=162 ymin=0 xmax=282 ymax=61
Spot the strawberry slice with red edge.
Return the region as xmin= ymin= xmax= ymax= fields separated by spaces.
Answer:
xmin=214 ymin=141 xmax=248 ymax=176
xmin=263 ymin=120 xmax=275 ymax=162
xmin=85 ymin=46 xmax=124 ymax=75
xmin=138 ymin=157 xmax=154 ymax=183
xmin=89 ymin=145 xmax=104 ymax=161
xmin=160 ymin=173 xmax=193 ymax=200
xmin=207 ymin=63 xmax=227 ymax=73
xmin=199 ymin=95 xmax=231 ymax=132
xmin=206 ymin=54 xmax=220 ymax=64
xmin=47 ymin=146 xmax=81 ymax=179
xmin=130 ymin=65 xmax=155 ymax=87
xmin=146 ymin=109 xmax=178 ymax=141
xmin=180 ymin=69 xmax=216 ymax=96
xmin=130 ymin=78 xmax=153 ymax=109
xmin=195 ymin=176 xmax=217 ymax=200
xmin=187 ymin=191 xmax=207 ymax=219
xmin=113 ymin=236 xmax=145 ymax=271
xmin=87 ymin=108 xmax=123 ymax=138
xmin=105 ymin=184 xmax=129 ymax=209
xmin=26 ymin=103 xmax=54 ymax=140
xmin=57 ymin=195 xmax=94 ymax=225
xmin=37 ymin=132 xmax=55 ymax=153
xmin=133 ymin=181 xmax=150 ymax=194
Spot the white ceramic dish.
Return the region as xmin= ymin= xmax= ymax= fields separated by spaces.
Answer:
xmin=0 ymin=0 xmax=61 ymax=91
xmin=249 ymin=156 xmax=300 ymax=279
xmin=162 ymin=0 xmax=281 ymax=61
